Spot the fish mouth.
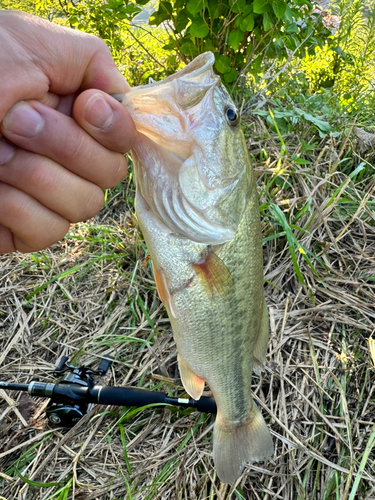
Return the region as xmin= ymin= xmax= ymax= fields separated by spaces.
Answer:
xmin=122 ymin=52 xmax=221 ymax=161
xmin=158 ymin=52 xmax=218 ymax=90
xmin=125 ymin=52 xmax=247 ymax=245
xmin=125 ymin=52 xmax=217 ymax=94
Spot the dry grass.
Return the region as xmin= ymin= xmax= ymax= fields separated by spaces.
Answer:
xmin=1 ymin=118 xmax=375 ymax=500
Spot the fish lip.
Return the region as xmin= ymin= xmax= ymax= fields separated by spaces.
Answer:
xmin=124 ymin=52 xmax=217 ymax=96
xmin=147 ymin=52 xmax=216 ymax=89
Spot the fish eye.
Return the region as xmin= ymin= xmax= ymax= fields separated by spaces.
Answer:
xmin=225 ymin=107 xmax=240 ymax=127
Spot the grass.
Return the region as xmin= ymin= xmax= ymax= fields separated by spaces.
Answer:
xmin=1 ymin=114 xmax=375 ymax=499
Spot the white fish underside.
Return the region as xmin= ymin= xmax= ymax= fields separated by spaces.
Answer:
xmin=123 ymin=52 xmax=273 ymax=483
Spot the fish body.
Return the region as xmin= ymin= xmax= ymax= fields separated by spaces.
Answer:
xmin=123 ymin=52 xmax=273 ymax=483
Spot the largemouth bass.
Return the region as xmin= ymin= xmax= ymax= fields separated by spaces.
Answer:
xmin=123 ymin=52 xmax=273 ymax=483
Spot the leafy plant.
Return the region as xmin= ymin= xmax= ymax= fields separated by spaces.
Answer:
xmin=300 ymin=0 xmax=375 ymax=119
xmin=137 ymin=0 xmax=330 ymax=84
xmin=68 ymin=0 xmax=141 ymax=62
xmin=254 ymin=96 xmax=339 ymax=138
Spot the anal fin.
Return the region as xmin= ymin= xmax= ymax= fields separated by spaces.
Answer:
xmin=178 ymin=354 xmax=205 ymax=400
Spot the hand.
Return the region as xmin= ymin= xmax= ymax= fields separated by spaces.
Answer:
xmin=0 ymin=10 xmax=137 ymax=254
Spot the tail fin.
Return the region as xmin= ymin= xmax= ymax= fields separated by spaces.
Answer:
xmin=213 ymin=406 xmax=273 ymax=484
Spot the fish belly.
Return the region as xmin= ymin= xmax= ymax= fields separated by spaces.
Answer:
xmin=135 ymin=185 xmax=273 ymax=483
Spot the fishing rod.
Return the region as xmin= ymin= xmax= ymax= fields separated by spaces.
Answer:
xmin=0 ymin=356 xmax=217 ymax=427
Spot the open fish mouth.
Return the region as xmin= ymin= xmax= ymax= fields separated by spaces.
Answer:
xmin=123 ymin=52 xmax=249 ymax=245
xmin=122 ymin=53 xmax=220 ymax=160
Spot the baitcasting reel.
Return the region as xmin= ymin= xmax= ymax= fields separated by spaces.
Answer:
xmin=45 ymin=355 xmax=112 ymax=426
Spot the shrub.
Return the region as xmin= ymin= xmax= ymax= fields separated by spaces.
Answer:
xmin=136 ymin=0 xmax=331 ymax=85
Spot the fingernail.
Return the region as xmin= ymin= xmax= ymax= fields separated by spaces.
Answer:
xmin=3 ymin=102 xmax=44 ymax=137
xmin=0 ymin=139 xmax=16 ymax=165
xmin=84 ymin=93 xmax=114 ymax=130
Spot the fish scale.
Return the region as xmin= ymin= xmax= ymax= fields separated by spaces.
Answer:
xmin=123 ymin=52 xmax=273 ymax=483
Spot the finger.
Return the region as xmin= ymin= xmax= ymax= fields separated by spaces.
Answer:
xmin=73 ymin=90 xmax=138 ymax=152
xmin=39 ymin=92 xmax=76 ymax=116
xmin=1 ymin=11 xmax=130 ymax=119
xmin=0 ymin=139 xmax=104 ymax=223
xmin=38 ymin=92 xmax=61 ymax=109
xmin=0 ymin=182 xmax=70 ymax=253
xmin=1 ymin=100 xmax=131 ymax=189
xmin=0 ymin=224 xmax=16 ymax=254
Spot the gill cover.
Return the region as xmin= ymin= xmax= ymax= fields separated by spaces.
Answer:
xmin=124 ymin=52 xmax=250 ymax=244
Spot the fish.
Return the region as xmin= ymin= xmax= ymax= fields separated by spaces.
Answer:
xmin=122 ymin=52 xmax=273 ymax=483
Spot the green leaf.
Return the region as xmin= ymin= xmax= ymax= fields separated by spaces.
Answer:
xmin=284 ymin=35 xmax=297 ymax=50
xmin=208 ymin=0 xmax=220 ymax=18
xmin=269 ymin=204 xmax=306 ymax=285
xmin=215 ymin=54 xmax=231 ymax=73
xmin=175 ymin=10 xmax=190 ymax=32
xmin=135 ymin=0 xmax=149 ymax=5
xmin=252 ymin=53 xmax=264 ymax=74
xmin=285 ymin=22 xmax=299 ymax=33
xmin=293 ymin=158 xmax=312 ymax=165
xmin=187 ymin=0 xmax=203 ymax=15
xmin=253 ymin=0 xmax=271 ymax=14
xmin=272 ymin=33 xmax=283 ymax=47
xmin=263 ymin=11 xmax=273 ymax=30
xmin=162 ymin=40 xmax=178 ymax=50
xmin=25 ymin=254 xmax=119 ymax=300
xmin=180 ymin=41 xmax=198 ymax=55
xmin=224 ymin=67 xmax=237 ymax=83
xmin=235 ymin=51 xmax=245 ymax=66
xmin=272 ymin=0 xmax=286 ymax=19
xmin=283 ymin=4 xmax=293 ymax=21
xmin=228 ymin=29 xmax=245 ymax=50
xmin=294 ymin=108 xmax=333 ymax=133
xmin=243 ymin=4 xmax=253 ymax=15
xmin=349 ymin=426 xmax=375 ymax=500
xmin=149 ymin=11 xmax=170 ymax=25
xmin=231 ymin=0 xmax=246 ymax=14
xmin=240 ymin=12 xmax=254 ymax=31
xmin=159 ymin=1 xmax=173 ymax=15
xmin=190 ymin=17 xmax=209 ymax=38
xmin=18 ymin=472 xmax=61 ymax=488
xmin=332 ymin=46 xmax=347 ymax=61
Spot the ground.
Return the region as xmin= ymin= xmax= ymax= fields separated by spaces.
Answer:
xmin=1 ymin=116 xmax=375 ymax=500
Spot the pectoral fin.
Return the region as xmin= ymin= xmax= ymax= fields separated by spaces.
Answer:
xmin=178 ymin=354 xmax=205 ymax=400
xmin=192 ymin=247 xmax=233 ymax=297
